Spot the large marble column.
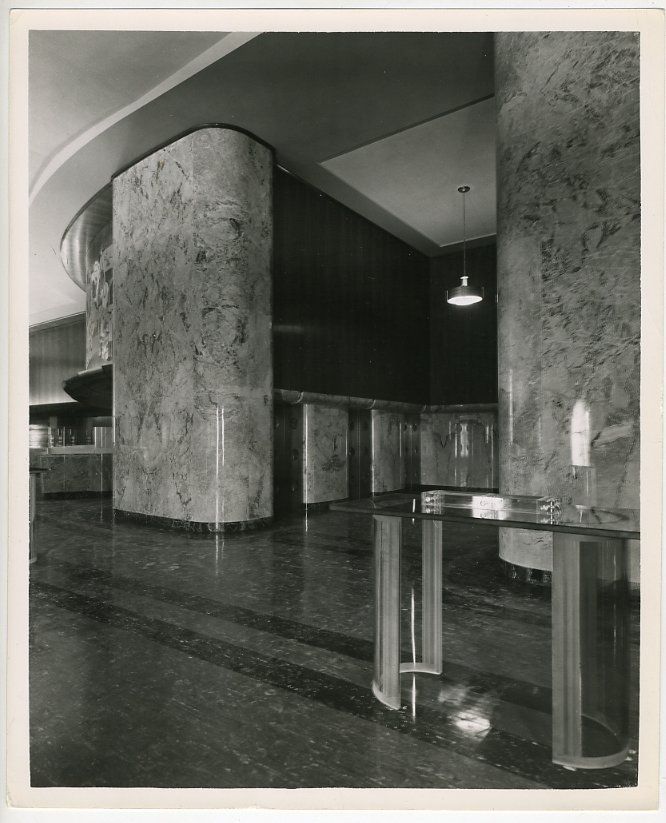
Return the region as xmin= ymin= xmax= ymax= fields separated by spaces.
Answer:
xmin=496 ymin=32 xmax=640 ymax=572
xmin=113 ymin=127 xmax=273 ymax=530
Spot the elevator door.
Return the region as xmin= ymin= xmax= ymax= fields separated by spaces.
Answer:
xmin=273 ymin=404 xmax=303 ymax=514
xmin=403 ymin=414 xmax=421 ymax=490
xmin=347 ymin=408 xmax=372 ymax=499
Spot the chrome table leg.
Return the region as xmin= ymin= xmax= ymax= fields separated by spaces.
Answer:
xmin=372 ymin=516 xmax=444 ymax=709
xmin=419 ymin=519 xmax=443 ymax=674
xmin=552 ymin=532 xmax=630 ymax=768
xmin=372 ymin=515 xmax=402 ymax=709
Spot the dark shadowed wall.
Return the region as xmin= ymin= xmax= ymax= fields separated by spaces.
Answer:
xmin=429 ymin=241 xmax=498 ymax=404
xmin=32 ymin=172 xmax=499 ymax=413
xmin=274 ymin=170 xmax=431 ymax=404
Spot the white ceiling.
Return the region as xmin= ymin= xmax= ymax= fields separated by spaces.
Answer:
xmin=28 ymin=31 xmax=496 ymax=324
xmin=322 ymin=97 xmax=496 ymax=248
xmin=29 ymin=30 xmax=226 ymax=187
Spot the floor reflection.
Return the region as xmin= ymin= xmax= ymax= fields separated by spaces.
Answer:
xmin=29 ymin=499 xmax=639 ymax=789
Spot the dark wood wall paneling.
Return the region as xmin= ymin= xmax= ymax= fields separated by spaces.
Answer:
xmin=274 ymin=170 xmax=431 ymax=404
xmin=30 ymin=180 xmax=497 ymax=412
xmin=429 ymin=242 xmax=498 ymax=404
xmin=29 ymin=314 xmax=86 ymax=407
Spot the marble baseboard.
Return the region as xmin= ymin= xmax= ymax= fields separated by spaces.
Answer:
xmin=361 ymin=485 xmax=499 ymax=496
xmin=43 ymin=491 xmax=113 ymax=500
xmin=113 ymin=509 xmax=273 ymax=534
xmin=303 ymin=498 xmax=351 ymax=514
xmin=501 ymin=559 xmax=553 ymax=587
xmin=273 ymin=498 xmax=350 ymax=515
xmin=419 ymin=484 xmax=500 ymax=493
xmin=500 ymin=558 xmax=640 ymax=595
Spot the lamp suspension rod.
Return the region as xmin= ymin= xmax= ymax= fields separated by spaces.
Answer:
xmin=458 ymin=185 xmax=470 ymax=278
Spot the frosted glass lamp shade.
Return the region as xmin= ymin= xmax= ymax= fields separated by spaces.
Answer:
xmin=446 ymin=275 xmax=484 ymax=306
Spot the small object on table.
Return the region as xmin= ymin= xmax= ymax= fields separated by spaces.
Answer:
xmin=421 ymin=489 xmax=561 ymax=517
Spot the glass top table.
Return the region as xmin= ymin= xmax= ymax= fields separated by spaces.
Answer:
xmin=330 ymin=491 xmax=640 ymax=771
xmin=331 ymin=491 xmax=639 ymax=540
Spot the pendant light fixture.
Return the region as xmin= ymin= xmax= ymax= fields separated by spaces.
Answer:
xmin=446 ymin=185 xmax=484 ymax=306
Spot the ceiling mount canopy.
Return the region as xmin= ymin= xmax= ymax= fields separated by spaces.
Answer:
xmin=446 ymin=185 xmax=484 ymax=307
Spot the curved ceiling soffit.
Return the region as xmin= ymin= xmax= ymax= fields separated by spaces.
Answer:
xmin=60 ymin=184 xmax=113 ymax=291
xmin=60 ymin=123 xmax=275 ymax=289
xmin=29 ymin=32 xmax=259 ymax=207
xmin=33 ymin=31 xmax=496 ymax=320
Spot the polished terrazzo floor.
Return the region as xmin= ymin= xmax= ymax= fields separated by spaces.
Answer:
xmin=29 ymin=498 xmax=639 ymax=789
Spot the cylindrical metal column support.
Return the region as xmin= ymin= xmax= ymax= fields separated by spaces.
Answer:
xmin=373 ymin=514 xmax=402 ymax=709
xmin=552 ymin=533 xmax=630 ymax=768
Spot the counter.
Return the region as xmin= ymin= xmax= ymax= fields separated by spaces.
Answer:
xmin=31 ymin=446 xmax=113 ymax=496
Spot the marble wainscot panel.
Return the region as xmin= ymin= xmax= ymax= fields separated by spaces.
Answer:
xmin=113 ymin=128 xmax=273 ymax=529
xmin=371 ymin=410 xmax=405 ymax=493
xmin=420 ymin=410 xmax=497 ymax=489
xmin=86 ymin=226 xmax=114 ymax=369
xmin=496 ymin=32 xmax=640 ymax=571
xmin=35 ymin=454 xmax=65 ymax=495
xmin=35 ymin=452 xmax=113 ymax=496
xmin=303 ymin=404 xmax=348 ymax=504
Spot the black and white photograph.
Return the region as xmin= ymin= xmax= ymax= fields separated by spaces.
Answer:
xmin=3 ymin=4 xmax=664 ymax=818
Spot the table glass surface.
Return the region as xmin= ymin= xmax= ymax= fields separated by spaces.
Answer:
xmin=330 ymin=492 xmax=640 ymax=540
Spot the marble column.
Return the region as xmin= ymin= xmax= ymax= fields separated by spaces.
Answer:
xmin=496 ymin=32 xmax=640 ymax=571
xmin=113 ymin=127 xmax=273 ymax=530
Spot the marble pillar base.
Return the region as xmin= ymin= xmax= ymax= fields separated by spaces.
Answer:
xmin=44 ymin=491 xmax=113 ymax=500
xmin=501 ymin=557 xmax=640 ymax=595
xmin=501 ymin=558 xmax=553 ymax=587
xmin=500 ymin=526 xmax=640 ymax=588
xmin=113 ymin=508 xmax=273 ymax=534
xmin=420 ymin=483 xmax=499 ymax=493
xmin=499 ymin=528 xmax=553 ymax=573
xmin=303 ymin=498 xmax=350 ymax=514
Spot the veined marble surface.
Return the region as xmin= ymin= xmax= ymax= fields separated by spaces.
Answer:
xmin=34 ymin=452 xmax=112 ymax=495
xmin=113 ymin=128 xmax=273 ymax=526
xmin=371 ymin=410 xmax=405 ymax=493
xmin=496 ymin=32 xmax=640 ymax=570
xmin=86 ymin=231 xmax=114 ymax=369
xmin=421 ymin=411 xmax=497 ymax=489
xmin=303 ymin=404 xmax=348 ymax=504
